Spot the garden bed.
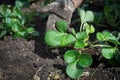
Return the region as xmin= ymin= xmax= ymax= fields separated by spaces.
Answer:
xmin=0 ymin=0 xmax=120 ymax=80
xmin=0 ymin=15 xmax=120 ymax=80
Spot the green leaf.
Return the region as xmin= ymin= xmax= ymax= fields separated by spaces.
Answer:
xmin=102 ymin=47 xmax=116 ymax=59
xmin=27 ymin=27 xmax=35 ymax=33
xmin=12 ymin=7 xmax=22 ymax=19
xmin=5 ymin=8 xmax=11 ymax=17
xmin=97 ymin=32 xmax=105 ymax=41
xmin=84 ymin=11 xmax=94 ymax=22
xmin=85 ymin=24 xmax=95 ymax=34
xmin=5 ymin=18 xmax=12 ymax=24
xmin=55 ymin=20 xmax=68 ymax=32
xmin=77 ymin=8 xmax=94 ymax=23
xmin=55 ymin=34 xmax=76 ymax=47
xmin=76 ymin=32 xmax=87 ymax=40
xmin=64 ymin=50 xmax=79 ymax=63
xmin=77 ymin=8 xmax=85 ymax=23
xmin=0 ymin=30 xmax=6 ymax=37
xmin=71 ymin=28 xmax=76 ymax=35
xmin=78 ymin=54 xmax=93 ymax=67
xmin=74 ymin=40 xmax=86 ymax=49
xmin=11 ymin=24 xmax=19 ymax=32
xmin=102 ymin=31 xmax=120 ymax=45
xmin=45 ymin=30 xmax=64 ymax=47
xmin=31 ymin=31 xmax=39 ymax=36
xmin=66 ymin=60 xmax=83 ymax=79
xmin=15 ymin=1 xmax=23 ymax=7
xmin=0 ymin=25 xmax=4 ymax=29
xmin=17 ymin=30 xmax=29 ymax=38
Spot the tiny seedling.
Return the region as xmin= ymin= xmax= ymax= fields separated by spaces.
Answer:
xmin=96 ymin=31 xmax=120 ymax=61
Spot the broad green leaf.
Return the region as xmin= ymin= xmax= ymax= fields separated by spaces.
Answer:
xmin=64 ymin=50 xmax=79 ymax=63
xmin=84 ymin=11 xmax=94 ymax=22
xmin=97 ymin=32 xmax=105 ymax=41
xmin=74 ymin=40 xmax=86 ymax=49
xmin=0 ymin=30 xmax=6 ymax=37
xmin=55 ymin=20 xmax=68 ymax=32
xmin=45 ymin=30 xmax=64 ymax=47
xmin=55 ymin=34 xmax=76 ymax=47
xmin=66 ymin=60 xmax=83 ymax=79
xmin=78 ymin=54 xmax=93 ymax=67
xmin=76 ymin=32 xmax=87 ymax=40
xmin=102 ymin=47 xmax=116 ymax=59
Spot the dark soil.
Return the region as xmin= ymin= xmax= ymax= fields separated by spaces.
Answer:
xmin=0 ymin=1 xmax=120 ymax=79
xmin=0 ymin=15 xmax=120 ymax=80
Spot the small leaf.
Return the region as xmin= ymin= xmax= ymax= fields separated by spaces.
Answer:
xmin=76 ymin=32 xmax=87 ymax=40
xmin=55 ymin=20 xmax=68 ymax=32
xmin=64 ymin=50 xmax=79 ymax=63
xmin=18 ymin=30 xmax=28 ymax=37
xmin=71 ymin=28 xmax=76 ymax=35
xmin=31 ymin=31 xmax=39 ymax=36
xmin=66 ymin=60 xmax=83 ymax=79
xmin=97 ymin=32 xmax=105 ymax=41
xmin=74 ymin=40 xmax=86 ymax=49
xmin=0 ymin=30 xmax=7 ymax=37
xmin=78 ymin=54 xmax=93 ymax=67
xmin=12 ymin=24 xmax=19 ymax=32
xmin=102 ymin=31 xmax=120 ymax=45
xmin=27 ymin=27 xmax=34 ymax=33
xmin=85 ymin=24 xmax=95 ymax=34
xmin=102 ymin=47 xmax=116 ymax=59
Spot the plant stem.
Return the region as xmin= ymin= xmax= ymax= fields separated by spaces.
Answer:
xmin=80 ymin=22 xmax=83 ymax=31
xmin=93 ymin=44 xmax=111 ymax=47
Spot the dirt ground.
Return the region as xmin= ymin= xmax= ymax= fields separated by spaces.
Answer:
xmin=0 ymin=15 xmax=120 ymax=80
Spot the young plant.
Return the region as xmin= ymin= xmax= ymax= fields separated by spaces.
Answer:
xmin=0 ymin=1 xmax=39 ymax=39
xmin=45 ymin=8 xmax=94 ymax=79
xmin=96 ymin=31 xmax=120 ymax=61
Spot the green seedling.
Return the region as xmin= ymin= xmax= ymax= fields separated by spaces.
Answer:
xmin=0 ymin=1 xmax=39 ymax=39
xmin=45 ymin=8 xmax=94 ymax=79
xmin=96 ymin=31 xmax=120 ymax=60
